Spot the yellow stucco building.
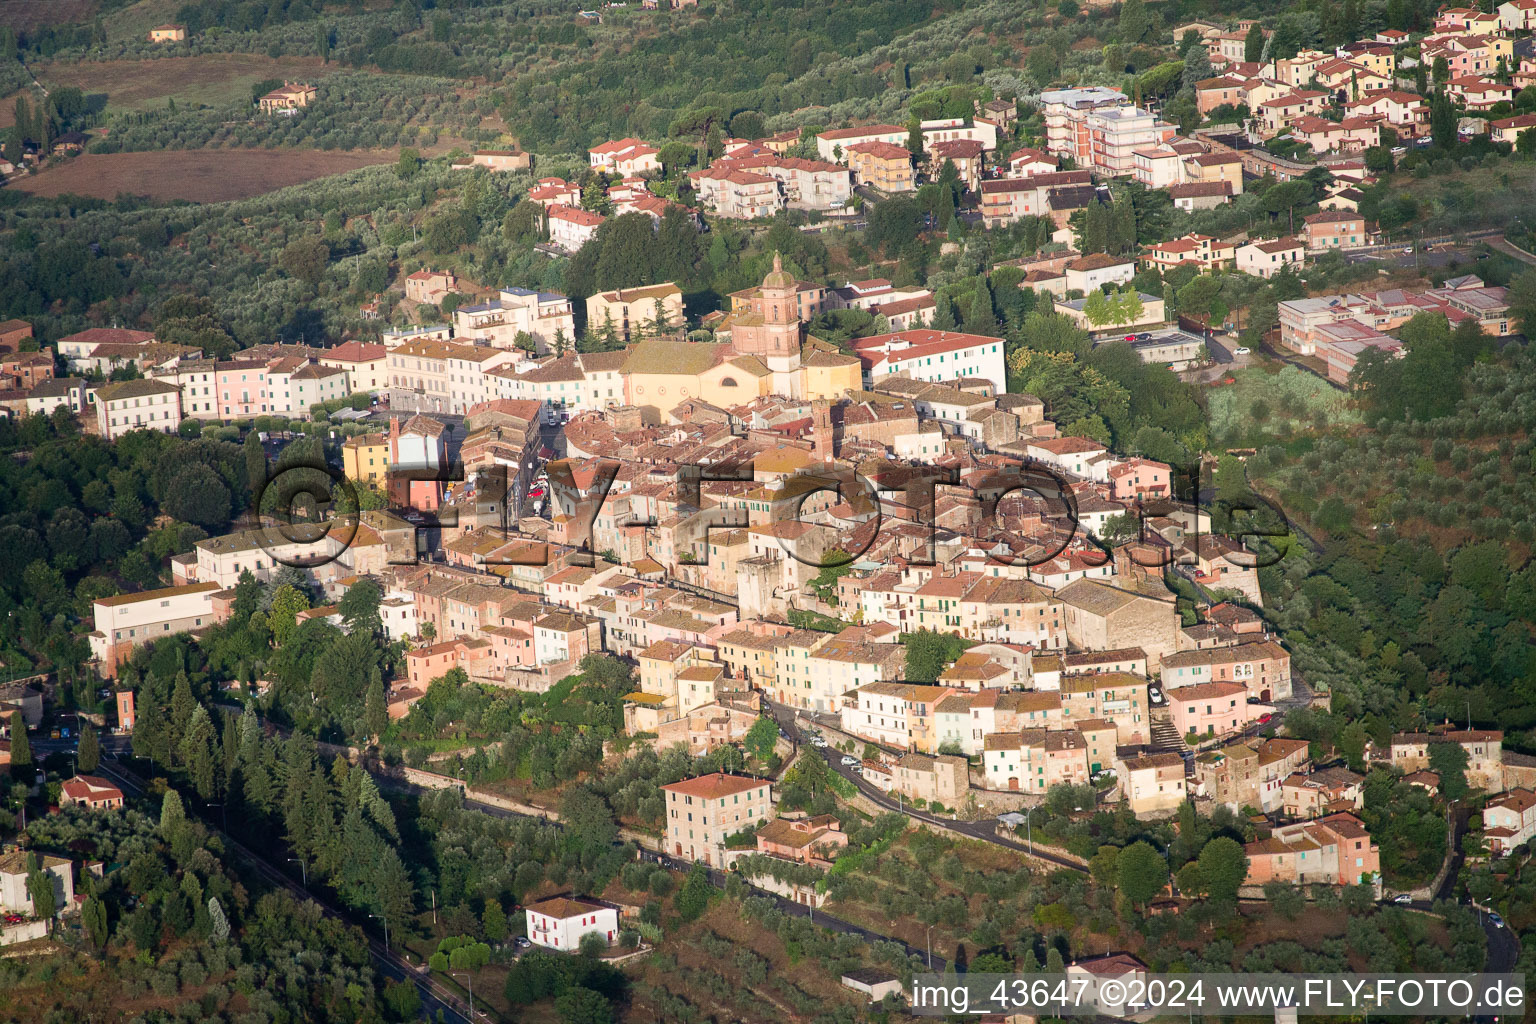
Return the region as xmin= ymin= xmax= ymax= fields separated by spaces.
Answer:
xmin=342 ymin=432 xmax=390 ymax=485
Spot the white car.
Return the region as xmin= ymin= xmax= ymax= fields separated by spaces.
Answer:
xmin=1392 ymin=894 xmax=1412 ymax=904
xmin=840 ymin=755 xmax=860 ymax=767
xmin=1233 ymin=346 xmax=1251 ymax=356
xmin=1148 ymin=686 xmax=1164 ymax=703
xmin=810 ymin=737 xmax=828 ymax=748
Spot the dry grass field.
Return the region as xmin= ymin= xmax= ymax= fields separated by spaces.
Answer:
xmin=0 ymin=0 xmax=95 ymax=30
xmin=12 ymin=148 xmax=400 ymax=202
xmin=37 ymin=54 xmax=341 ymax=112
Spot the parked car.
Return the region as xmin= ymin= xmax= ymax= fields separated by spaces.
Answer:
xmin=840 ymin=755 xmax=860 ymax=767
xmin=1124 ymin=334 xmax=1138 ymax=342
xmin=1392 ymin=894 xmax=1413 ymax=904
xmin=810 ymin=736 xmax=828 ymax=748
xmin=1257 ymin=713 xmax=1274 ymax=725
xmin=1234 ymin=346 xmax=1251 ymax=356
xmin=1135 ymin=332 xmax=1152 ymax=340
xmin=1148 ymin=686 xmax=1164 ymax=704
xmin=514 ymin=936 xmax=532 ymax=949
xmin=1489 ymin=912 xmax=1505 ymax=929
xmin=1401 ymin=247 xmax=1413 ymax=254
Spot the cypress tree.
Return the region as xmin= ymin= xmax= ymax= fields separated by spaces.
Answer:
xmin=967 ymin=280 xmax=1000 ymax=336
xmin=8 ymin=711 xmax=30 ymax=776
xmin=76 ymin=726 xmax=99 ymax=774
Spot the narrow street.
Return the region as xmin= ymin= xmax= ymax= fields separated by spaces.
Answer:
xmin=764 ymin=700 xmax=1088 ymax=875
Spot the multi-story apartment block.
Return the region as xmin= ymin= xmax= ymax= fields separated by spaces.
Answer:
xmin=1039 ymin=87 xmax=1129 ymax=163
xmin=845 ymin=141 xmax=915 ymax=193
xmin=662 ymin=773 xmax=773 ymax=866
xmin=88 ymin=582 xmax=221 ymax=675
xmin=548 ymin=205 xmax=607 ymax=252
xmin=95 ymin=378 xmax=183 ymax=439
xmin=851 ymin=329 xmax=1008 ymax=394
xmin=1159 ymin=640 xmax=1292 ymax=701
xmin=1060 ymin=671 xmax=1148 ymax=744
xmin=815 ymin=123 xmax=907 ymax=162
xmin=383 ymin=339 xmax=518 ymax=415
xmin=983 ymin=727 xmax=1091 ymax=791
xmin=586 ymin=283 xmax=686 ymax=345
xmin=1169 ymin=680 xmax=1255 ymax=741
xmin=453 ymin=287 xmax=577 ymax=354
xmin=840 ymin=682 xmax=956 ymax=752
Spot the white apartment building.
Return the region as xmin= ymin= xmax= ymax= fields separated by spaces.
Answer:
xmin=89 ymin=582 xmax=221 ymax=673
xmin=384 ymin=339 xmax=518 ymax=415
xmin=1236 ymin=237 xmax=1306 ymax=279
xmin=920 ymin=116 xmax=1000 ymax=152
xmin=853 ymin=329 xmax=1009 ymax=394
xmin=548 ymin=206 xmax=606 ymax=252
xmin=95 ymin=378 xmax=183 ymax=440
xmin=452 ymin=287 xmax=576 ymax=354
xmin=1083 ymin=105 xmax=1177 ymax=176
xmin=1039 ymin=87 xmax=1130 ymax=163
xmin=267 ymin=361 xmax=349 ymax=417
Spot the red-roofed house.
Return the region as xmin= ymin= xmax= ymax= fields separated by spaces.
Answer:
xmin=1484 ymin=788 xmax=1536 ymax=855
xmin=318 ymin=340 xmax=388 ymax=392
xmin=525 ymin=896 xmax=618 ymax=950
xmin=587 ymin=137 xmax=661 ymax=175
xmin=404 ymin=269 xmax=457 ymax=305
xmin=1491 ymin=113 xmax=1536 ymax=144
xmin=1303 ymin=210 xmax=1367 ymax=251
xmin=1141 ymin=233 xmax=1235 ymax=272
xmin=548 ymin=206 xmax=607 ymax=253
xmin=60 ymin=774 xmax=124 ymax=809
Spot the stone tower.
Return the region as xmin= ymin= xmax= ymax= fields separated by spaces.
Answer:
xmin=732 ymin=252 xmax=803 ymax=363
xmin=812 ymin=398 xmax=833 ymax=463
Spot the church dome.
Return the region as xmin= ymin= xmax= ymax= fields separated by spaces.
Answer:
xmin=762 ymin=251 xmax=794 ymax=291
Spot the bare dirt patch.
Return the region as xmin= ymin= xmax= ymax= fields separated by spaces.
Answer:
xmin=0 ymin=0 xmax=94 ymax=31
xmin=12 ymin=148 xmax=400 ymax=202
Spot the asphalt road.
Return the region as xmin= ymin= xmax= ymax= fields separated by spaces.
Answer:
xmin=764 ymin=700 xmax=1089 ymax=874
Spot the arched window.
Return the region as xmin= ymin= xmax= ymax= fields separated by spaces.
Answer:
xmin=720 ymin=377 xmax=738 ymax=387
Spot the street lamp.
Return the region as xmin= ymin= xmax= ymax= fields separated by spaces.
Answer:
xmin=925 ymin=924 xmax=934 ymax=969
xmin=452 ymin=971 xmax=475 ymax=1018
xmin=371 ymin=912 xmax=389 ymax=951
xmin=1023 ymin=805 xmax=1035 ymax=855
xmin=288 ymin=858 xmax=307 ymax=888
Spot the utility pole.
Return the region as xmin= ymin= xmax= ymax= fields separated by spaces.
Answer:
xmin=453 ymin=972 xmax=474 ymax=1018
xmin=288 ymin=857 xmax=306 ymax=888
